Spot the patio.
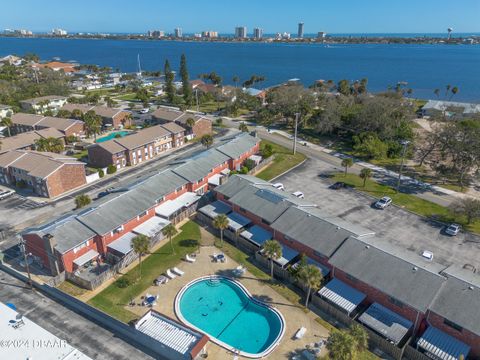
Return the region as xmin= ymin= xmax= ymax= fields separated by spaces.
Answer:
xmin=127 ymin=245 xmax=329 ymax=359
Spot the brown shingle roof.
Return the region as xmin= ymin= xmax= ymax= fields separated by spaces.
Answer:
xmin=151 ymin=107 xmax=183 ymax=121
xmin=61 ymin=103 xmax=94 ymax=113
xmin=35 ymin=128 xmax=65 ymax=139
xmin=93 ymin=140 xmax=127 ymax=154
xmin=160 ymin=122 xmax=185 ymax=134
xmin=0 ymin=132 xmax=42 ymax=152
xmin=37 ymin=116 xmax=83 ymax=132
xmin=115 ymin=125 xmax=170 ymax=150
xmin=11 ymin=113 xmax=44 ymax=127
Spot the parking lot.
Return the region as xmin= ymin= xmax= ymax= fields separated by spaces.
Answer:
xmin=277 ymin=158 xmax=480 ymax=270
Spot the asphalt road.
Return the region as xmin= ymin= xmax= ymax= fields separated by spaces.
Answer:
xmin=0 ymin=271 xmax=153 ymax=360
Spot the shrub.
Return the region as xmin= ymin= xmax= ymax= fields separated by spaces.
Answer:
xmin=75 ymin=194 xmax=91 ymax=209
xmin=261 ymin=143 xmax=274 ymax=158
xmin=107 ymin=165 xmax=117 ymax=174
xmin=65 ymin=135 xmax=78 ymax=144
xmin=243 ymin=158 xmax=256 ymax=171
xmin=240 ymin=166 xmax=249 ymax=174
xmin=115 ymin=277 xmax=131 ymax=288
xmin=97 ymin=169 xmax=105 ymax=178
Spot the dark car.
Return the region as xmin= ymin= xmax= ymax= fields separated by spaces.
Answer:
xmin=330 ymin=182 xmax=347 ymax=190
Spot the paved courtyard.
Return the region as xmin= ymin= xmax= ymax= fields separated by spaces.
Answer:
xmin=276 ymin=158 xmax=480 ymax=269
xmin=128 ymin=245 xmax=329 ymax=359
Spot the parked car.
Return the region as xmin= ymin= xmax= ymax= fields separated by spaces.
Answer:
xmin=0 ymin=190 xmax=15 ymax=200
xmin=445 ymin=223 xmax=461 ymax=236
xmin=292 ymin=191 xmax=305 ymax=199
xmin=272 ymin=183 xmax=285 ymax=191
xmin=139 ymin=108 xmax=149 ymax=114
xmin=330 ymin=182 xmax=347 ymax=190
xmin=374 ymin=196 xmax=392 ymax=209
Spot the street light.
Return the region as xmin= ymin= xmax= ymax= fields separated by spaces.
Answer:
xmin=396 ymin=140 xmax=410 ymax=193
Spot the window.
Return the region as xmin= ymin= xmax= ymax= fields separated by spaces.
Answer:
xmin=443 ymin=319 xmax=463 ymax=332
xmin=389 ymin=297 xmax=405 ymax=308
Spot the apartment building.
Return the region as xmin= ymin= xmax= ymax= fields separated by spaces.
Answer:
xmin=151 ymin=107 xmax=212 ymax=138
xmin=11 ymin=113 xmax=84 ymax=137
xmin=20 ymin=95 xmax=68 ymax=114
xmin=61 ymin=104 xmax=132 ymax=129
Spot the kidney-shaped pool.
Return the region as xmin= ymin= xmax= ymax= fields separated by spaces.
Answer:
xmin=175 ymin=276 xmax=285 ymax=358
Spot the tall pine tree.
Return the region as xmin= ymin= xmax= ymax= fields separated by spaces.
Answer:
xmin=164 ymin=59 xmax=175 ymax=103
xmin=180 ymin=54 xmax=192 ymax=105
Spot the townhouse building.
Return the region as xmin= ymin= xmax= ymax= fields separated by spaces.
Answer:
xmin=0 ymin=150 xmax=86 ymax=198
xmin=61 ymin=104 xmax=132 ymax=129
xmin=0 ymin=128 xmax=65 ymax=154
xmin=11 ymin=113 xmax=84 ymax=137
xmin=151 ymin=107 xmax=212 ymax=138
xmin=87 ymin=123 xmax=185 ymax=169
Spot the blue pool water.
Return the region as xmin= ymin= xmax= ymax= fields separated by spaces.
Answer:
xmin=96 ymin=131 xmax=129 ymax=143
xmin=177 ymin=277 xmax=284 ymax=356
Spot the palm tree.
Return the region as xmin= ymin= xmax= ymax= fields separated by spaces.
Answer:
xmin=298 ymin=264 xmax=323 ymax=307
xmin=131 ymin=234 xmax=150 ymax=278
xmin=83 ymin=110 xmax=102 ymax=141
xmin=186 ymin=117 xmax=196 ymax=128
xmin=341 ymin=158 xmax=353 ymax=176
xmin=239 ymin=122 xmax=249 ymax=133
xmin=71 ymin=109 xmax=83 ymax=120
xmin=34 ymin=137 xmax=65 ymax=153
xmin=433 ymin=88 xmax=440 ymax=98
xmin=445 ymin=84 xmax=451 ymax=98
xmin=450 ymin=86 xmax=459 ymax=100
xmin=359 ymin=168 xmax=372 ymax=187
xmin=232 ymin=75 xmax=239 ymax=88
xmin=0 ymin=117 xmax=13 ymax=137
xmin=200 ymin=134 xmax=213 ymax=149
xmin=263 ymin=240 xmax=282 ymax=279
xmin=213 ymin=214 xmax=229 ymax=248
xmin=349 ymin=324 xmax=369 ymax=352
xmin=162 ymin=223 xmax=178 ymax=254
xmin=326 ymin=331 xmax=357 ymax=360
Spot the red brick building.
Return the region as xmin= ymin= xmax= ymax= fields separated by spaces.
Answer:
xmin=151 ymin=107 xmax=212 ymax=139
xmin=0 ymin=150 xmax=86 ymax=198
xmin=11 ymin=113 xmax=84 ymax=138
xmin=88 ymin=123 xmax=185 ymax=169
xmin=61 ymin=104 xmax=132 ymax=129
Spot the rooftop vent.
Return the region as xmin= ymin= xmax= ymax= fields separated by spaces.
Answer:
xmin=413 ymin=266 xmax=418 ymax=271
xmin=365 ymin=245 xmax=370 ymax=249
xmin=468 ymin=286 xmax=474 ymax=290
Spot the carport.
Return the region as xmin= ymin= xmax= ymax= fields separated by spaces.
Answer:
xmin=358 ymin=302 xmax=413 ymax=346
xmin=107 ymin=232 xmax=136 ymax=258
xmin=133 ymin=216 xmax=170 ymax=238
xmin=73 ymin=249 xmax=99 ymax=268
xmin=317 ymin=278 xmax=366 ymax=315
xmin=416 ymin=326 xmax=470 ymax=360
xmin=197 ymin=200 xmax=232 ymax=220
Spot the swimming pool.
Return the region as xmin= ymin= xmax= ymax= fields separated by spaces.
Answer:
xmin=175 ymin=276 xmax=285 ymax=358
xmin=96 ymin=131 xmax=130 ymax=143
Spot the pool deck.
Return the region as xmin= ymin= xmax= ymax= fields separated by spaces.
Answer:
xmin=127 ymin=246 xmax=329 ymax=359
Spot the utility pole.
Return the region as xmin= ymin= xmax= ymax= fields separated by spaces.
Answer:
xmin=19 ymin=239 xmax=33 ymax=289
xmin=293 ymin=112 xmax=299 ymax=155
xmin=195 ymin=88 xmax=199 ymax=112
xmin=396 ymin=140 xmax=410 ymax=193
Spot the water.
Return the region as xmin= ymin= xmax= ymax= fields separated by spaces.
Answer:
xmin=178 ymin=277 xmax=283 ymax=355
xmin=1 ymin=37 xmax=479 ymax=102
xmin=96 ymin=130 xmax=129 ymax=143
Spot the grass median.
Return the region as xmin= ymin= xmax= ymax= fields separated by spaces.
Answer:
xmin=332 ymin=173 xmax=480 ymax=234
xmin=88 ymin=221 xmax=201 ymax=323
xmin=256 ymin=140 xmax=307 ymax=181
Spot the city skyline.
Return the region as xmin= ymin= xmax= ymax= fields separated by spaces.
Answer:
xmin=1 ymin=0 xmax=479 ymax=34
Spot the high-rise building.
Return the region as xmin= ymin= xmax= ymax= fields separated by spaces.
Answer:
xmin=202 ymin=31 xmax=218 ymax=38
xmin=174 ymin=27 xmax=183 ymax=38
xmin=235 ymin=26 xmax=247 ymax=39
xmin=253 ymin=27 xmax=263 ymax=39
xmin=147 ymin=30 xmax=165 ymax=38
xmin=51 ymin=28 xmax=67 ymax=36
xmin=297 ymin=22 xmax=304 ymax=38
xmin=317 ymin=31 xmax=327 ymax=39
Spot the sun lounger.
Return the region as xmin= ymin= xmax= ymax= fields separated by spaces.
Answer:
xmin=185 ymin=254 xmax=196 ymax=263
xmin=295 ymin=327 xmax=307 ymax=339
xmin=166 ymin=269 xmax=177 ymax=279
xmin=172 ymin=267 xmax=184 ymax=276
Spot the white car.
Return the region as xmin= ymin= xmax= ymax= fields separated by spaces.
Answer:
xmin=0 ymin=190 xmax=14 ymax=200
xmin=292 ymin=191 xmax=305 ymax=199
xmin=272 ymin=183 xmax=285 ymax=191
xmin=374 ymin=196 xmax=392 ymax=209
xmin=445 ymin=224 xmax=461 ymax=236
xmin=139 ymin=108 xmax=149 ymax=114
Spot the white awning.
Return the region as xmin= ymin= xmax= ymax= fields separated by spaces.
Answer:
xmin=73 ymin=249 xmax=99 ymax=266
xmin=417 ymin=326 xmax=470 ymax=360
xmin=248 ymin=154 xmax=262 ymax=164
xmin=220 ymin=168 xmax=231 ymax=175
xmin=227 ymin=212 xmax=251 ymax=231
xmin=155 ymin=192 xmax=200 ymax=219
xmin=133 ymin=216 xmax=170 ymax=237
xmin=107 ymin=232 xmax=136 ymax=255
xmin=318 ymin=278 xmax=366 ymax=315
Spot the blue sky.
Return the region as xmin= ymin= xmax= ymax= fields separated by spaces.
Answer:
xmin=1 ymin=0 xmax=479 ymax=34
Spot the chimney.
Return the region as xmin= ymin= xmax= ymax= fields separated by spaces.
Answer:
xmin=42 ymin=234 xmax=61 ymax=276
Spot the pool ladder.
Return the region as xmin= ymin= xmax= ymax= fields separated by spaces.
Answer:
xmin=207 ymin=278 xmax=221 ymax=287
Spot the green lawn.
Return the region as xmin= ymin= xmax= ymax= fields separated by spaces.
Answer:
xmin=256 ymin=140 xmax=307 ymax=181
xmin=115 ymin=93 xmax=138 ymax=101
xmin=57 ymin=280 xmax=87 ymax=297
xmin=88 ymin=221 xmax=201 ymax=323
xmin=189 ymin=100 xmax=226 ymax=113
xmin=72 ymin=150 xmax=88 ymax=160
xmin=332 ymin=173 xmax=480 ymax=234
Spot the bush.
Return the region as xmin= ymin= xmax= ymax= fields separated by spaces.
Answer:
xmin=240 ymin=166 xmax=249 ymax=174
xmin=97 ymin=169 xmax=105 ymax=178
xmin=75 ymin=194 xmax=91 ymax=209
xmin=353 ymin=132 xmax=388 ymax=160
xmin=243 ymin=158 xmax=256 ymax=171
xmin=106 ymin=165 xmax=117 ymax=174
xmin=115 ymin=277 xmax=131 ymax=288
xmin=65 ymin=135 xmax=78 ymax=144
xmin=261 ymin=143 xmax=274 ymax=158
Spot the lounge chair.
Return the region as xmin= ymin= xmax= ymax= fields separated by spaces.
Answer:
xmin=295 ymin=327 xmax=307 ymax=339
xmin=185 ymin=254 xmax=196 ymax=263
xmin=166 ymin=269 xmax=177 ymax=279
xmin=172 ymin=267 xmax=184 ymax=276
